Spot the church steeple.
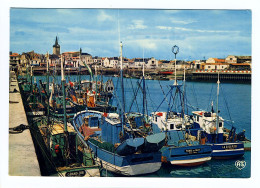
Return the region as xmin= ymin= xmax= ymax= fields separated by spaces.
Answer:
xmin=55 ymin=36 xmax=58 ymax=46
xmin=53 ymin=36 xmax=60 ymax=55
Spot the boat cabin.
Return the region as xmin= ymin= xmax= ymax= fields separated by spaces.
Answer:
xmin=192 ymin=111 xmax=224 ymax=134
xmin=151 ymin=111 xmax=187 ymax=133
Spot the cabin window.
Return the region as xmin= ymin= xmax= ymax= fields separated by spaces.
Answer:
xmin=197 ymin=116 xmax=199 ymax=122
xmin=170 ymin=124 xmax=174 ymax=129
xmin=219 ymin=122 xmax=222 ymax=127
xmin=155 ymin=117 xmax=158 ymax=122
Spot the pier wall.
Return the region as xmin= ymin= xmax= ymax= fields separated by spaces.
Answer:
xmin=9 ymin=71 xmax=41 ymax=176
xmin=191 ymin=70 xmax=251 ymax=81
xmin=21 ymin=67 xmax=251 ymax=82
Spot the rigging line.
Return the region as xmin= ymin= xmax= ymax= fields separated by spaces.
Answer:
xmin=155 ymin=87 xmax=173 ymax=112
xmin=157 ymin=80 xmax=171 ymax=111
xmin=220 ymin=85 xmax=234 ymax=126
xmin=191 ymin=83 xmax=199 ymax=110
xmin=145 ymin=83 xmax=152 ymax=116
xmin=113 ymin=88 xmax=124 ymax=113
xmin=128 ymin=78 xmax=141 ymax=113
xmin=169 ymin=87 xmax=178 ymax=112
xmin=146 ymin=82 xmax=157 ymax=113
xmin=207 ymin=84 xmax=214 ymax=111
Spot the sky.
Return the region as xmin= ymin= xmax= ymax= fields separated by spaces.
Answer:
xmin=10 ymin=9 xmax=251 ymax=60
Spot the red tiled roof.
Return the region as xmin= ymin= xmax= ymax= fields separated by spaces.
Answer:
xmin=10 ymin=53 xmax=19 ymax=57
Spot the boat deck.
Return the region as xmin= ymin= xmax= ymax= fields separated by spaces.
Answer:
xmin=9 ymin=71 xmax=41 ymax=176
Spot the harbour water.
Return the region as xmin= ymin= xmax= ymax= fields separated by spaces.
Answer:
xmin=32 ymin=74 xmax=251 ymax=178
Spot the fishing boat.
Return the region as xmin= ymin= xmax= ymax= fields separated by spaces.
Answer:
xmin=191 ymin=110 xmax=245 ymax=159
xmin=67 ymin=50 xmax=116 ymax=113
xmin=190 ymin=72 xmax=245 ymax=159
xmin=72 ymin=42 xmax=164 ymax=176
xmin=18 ymin=54 xmax=100 ymax=177
xmin=159 ymin=71 xmax=173 ymax=75
xmin=73 ymin=110 xmax=163 ymax=176
xmin=151 ymin=46 xmax=212 ymax=166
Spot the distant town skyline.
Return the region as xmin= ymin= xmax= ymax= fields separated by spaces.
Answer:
xmin=10 ymin=9 xmax=251 ymax=60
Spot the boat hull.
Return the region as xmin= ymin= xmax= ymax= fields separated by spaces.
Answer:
xmin=96 ymin=158 xmax=161 ymax=176
xmin=170 ymin=156 xmax=211 ymax=167
xmin=211 ymin=142 xmax=244 ymax=159
xmin=88 ymin=139 xmax=162 ymax=176
xmin=242 ymin=140 xmax=251 ymax=151
xmin=161 ymin=144 xmax=212 ymax=167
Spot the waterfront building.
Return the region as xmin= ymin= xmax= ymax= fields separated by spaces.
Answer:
xmin=20 ymin=51 xmax=35 ymax=67
xmin=132 ymin=57 xmax=158 ymax=69
xmin=206 ymin=58 xmax=225 ymax=64
xmin=201 ymin=62 xmax=229 ymax=70
xmin=193 ymin=60 xmax=206 ymax=69
xmin=93 ymin=56 xmax=103 ymax=66
xmin=49 ymin=54 xmax=60 ymax=67
xmin=53 ymin=36 xmax=60 ymax=56
xmin=9 ymin=52 xmax=20 ymax=67
xmin=81 ymin=52 xmax=93 ymax=65
xmin=159 ymin=60 xmax=174 ymax=69
xmin=133 ymin=58 xmax=146 ymax=68
xmin=62 ymin=50 xmax=93 ymax=67
xmin=30 ymin=53 xmax=42 ymax=66
xmin=103 ymin=57 xmax=119 ymax=68
xmin=146 ymin=57 xmax=158 ymax=69
xmin=225 ymin=55 xmax=252 ymax=64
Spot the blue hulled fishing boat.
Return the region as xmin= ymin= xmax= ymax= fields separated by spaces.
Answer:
xmin=151 ymin=46 xmax=212 ymax=166
xmin=190 ymin=72 xmax=245 ymax=159
xmin=72 ymin=42 xmax=164 ymax=176
xmin=73 ymin=110 xmax=162 ymax=176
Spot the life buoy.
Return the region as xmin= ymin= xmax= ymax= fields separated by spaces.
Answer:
xmin=105 ymin=80 xmax=114 ymax=93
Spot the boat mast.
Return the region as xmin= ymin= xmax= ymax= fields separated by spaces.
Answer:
xmin=172 ymin=45 xmax=179 ymax=86
xmin=61 ymin=54 xmax=69 ymax=165
xmin=79 ymin=48 xmax=82 ymax=96
xmin=61 ymin=55 xmax=67 ymax=132
xmin=46 ymin=52 xmax=50 ymax=124
xmin=120 ymin=41 xmax=125 ymax=133
xmin=182 ymin=64 xmax=186 ymax=118
xmin=95 ymin=65 xmax=98 ymax=98
xmin=142 ymin=49 xmax=146 ymax=124
xmin=30 ymin=66 xmax=33 ymax=93
xmin=216 ymin=71 xmax=220 ymax=142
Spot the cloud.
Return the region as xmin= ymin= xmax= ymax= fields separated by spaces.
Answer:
xmin=128 ymin=20 xmax=147 ymax=29
xmin=97 ymin=10 xmax=114 ymax=22
xmin=156 ymin=26 xmax=172 ymax=30
xmin=174 ymin=27 xmax=240 ymax=34
xmin=56 ymin=9 xmax=74 ymax=15
xmin=171 ymin=18 xmax=196 ymax=25
xmin=126 ymin=39 xmax=157 ymax=50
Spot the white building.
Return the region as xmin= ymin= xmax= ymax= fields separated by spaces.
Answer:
xmin=206 ymin=58 xmax=225 ymax=64
xmin=203 ymin=63 xmax=229 ymax=70
xmin=194 ymin=60 xmax=206 ymax=69
xmin=103 ymin=57 xmax=119 ymax=68
xmin=146 ymin=57 xmax=158 ymax=69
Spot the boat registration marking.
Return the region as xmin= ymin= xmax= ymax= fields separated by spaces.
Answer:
xmin=221 ymin=144 xmax=238 ymax=150
xmin=65 ymin=170 xmax=86 ymax=177
xmin=185 ymin=148 xmax=201 ymax=154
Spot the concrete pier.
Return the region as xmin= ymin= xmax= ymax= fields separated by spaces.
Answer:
xmin=9 ymin=71 xmax=41 ymax=176
xmin=192 ymin=70 xmax=251 ymax=81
